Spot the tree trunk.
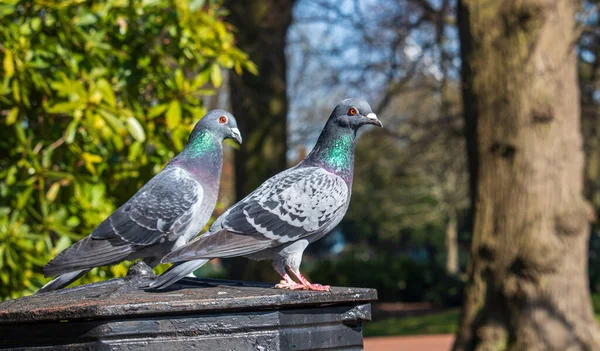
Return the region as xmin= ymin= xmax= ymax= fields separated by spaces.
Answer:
xmin=223 ymin=0 xmax=293 ymax=281
xmin=446 ymin=210 xmax=460 ymax=274
xmin=225 ymin=0 xmax=292 ymax=199
xmin=454 ymin=1 xmax=600 ymax=350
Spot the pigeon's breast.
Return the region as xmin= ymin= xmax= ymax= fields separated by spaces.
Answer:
xmin=171 ymin=169 xmax=219 ymax=243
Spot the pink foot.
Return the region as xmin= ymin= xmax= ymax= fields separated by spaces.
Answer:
xmin=272 ymin=266 xmax=306 ymax=290
xmin=288 ymin=268 xmax=331 ymax=292
xmin=275 ymin=280 xmax=307 ymax=290
xmin=304 ymin=283 xmax=330 ymax=292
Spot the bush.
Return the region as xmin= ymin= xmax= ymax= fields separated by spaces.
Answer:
xmin=0 ymin=0 xmax=255 ymax=299
xmin=306 ymin=250 xmax=464 ymax=306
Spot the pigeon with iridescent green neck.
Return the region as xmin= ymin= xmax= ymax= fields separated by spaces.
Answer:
xmin=39 ymin=110 xmax=242 ymax=293
xmin=151 ymin=98 xmax=382 ymax=291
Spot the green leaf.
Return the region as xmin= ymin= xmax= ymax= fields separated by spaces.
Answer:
xmin=3 ymin=50 xmax=14 ymax=78
xmin=30 ymin=17 xmax=41 ymax=31
xmin=148 ymin=103 xmax=168 ymax=119
xmin=11 ymin=79 xmax=19 ymax=102
xmin=74 ymin=13 xmax=97 ymax=26
xmin=5 ymin=166 xmax=17 ymax=185
xmin=16 ymin=187 xmax=33 ymax=209
xmin=217 ymin=54 xmax=233 ymax=68
xmin=246 ymin=61 xmax=259 ymax=75
xmin=189 ymin=0 xmax=206 ymax=12
xmin=192 ymin=69 xmax=211 ymax=89
xmin=128 ymin=141 xmax=143 ymax=162
xmin=47 ymin=101 xmax=81 ymax=114
xmin=210 ymin=64 xmax=222 ymax=88
xmin=171 ymin=126 xmax=188 ymax=151
xmin=142 ymin=0 xmax=161 ymax=6
xmin=166 ymin=100 xmax=181 ymax=130
xmin=66 ymin=216 xmax=80 ymax=228
xmin=42 ymin=147 xmax=55 ymax=168
xmin=46 ymin=183 xmax=60 ymax=203
xmin=65 ymin=119 xmax=78 ymax=144
xmin=0 ymin=4 xmax=16 ymax=16
xmin=112 ymin=134 xmax=124 ymax=151
xmin=175 ymin=69 xmax=184 ymax=90
xmin=194 ymin=89 xmax=215 ymax=96
xmin=5 ymin=107 xmax=18 ymax=125
xmin=98 ymin=109 xmax=125 ymax=132
xmin=82 ymin=152 xmax=103 ymax=174
xmin=14 ymin=122 xmax=25 ymax=143
xmin=126 ymin=117 xmax=145 ymax=142
xmin=96 ymin=79 xmax=116 ymax=107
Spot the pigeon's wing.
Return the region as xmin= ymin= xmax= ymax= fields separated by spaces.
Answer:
xmin=92 ymin=167 xmax=204 ymax=246
xmin=229 ymin=167 xmax=349 ymax=242
xmin=164 ymin=167 xmax=348 ymax=262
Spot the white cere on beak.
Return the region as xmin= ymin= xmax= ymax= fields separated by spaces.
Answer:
xmin=231 ymin=128 xmax=241 ymax=139
xmin=366 ymin=113 xmax=378 ymax=120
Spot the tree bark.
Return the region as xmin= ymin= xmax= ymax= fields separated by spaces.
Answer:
xmin=223 ymin=0 xmax=293 ymax=281
xmin=454 ymin=1 xmax=600 ymax=350
xmin=446 ymin=209 xmax=460 ymax=274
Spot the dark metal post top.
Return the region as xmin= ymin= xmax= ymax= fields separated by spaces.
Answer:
xmin=0 ymin=271 xmax=377 ymax=324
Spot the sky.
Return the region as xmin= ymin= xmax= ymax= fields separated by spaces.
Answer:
xmin=285 ymin=0 xmax=460 ymax=158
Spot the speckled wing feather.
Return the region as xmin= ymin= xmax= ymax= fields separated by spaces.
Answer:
xmin=231 ymin=167 xmax=349 ymax=242
xmin=91 ymin=167 xmax=204 ymax=246
xmin=165 ymin=167 xmax=348 ymax=262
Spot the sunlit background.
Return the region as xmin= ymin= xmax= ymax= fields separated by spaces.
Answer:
xmin=1 ymin=0 xmax=600 ymax=349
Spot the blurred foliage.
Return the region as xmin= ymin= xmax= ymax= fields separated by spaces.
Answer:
xmin=589 ymin=234 xmax=600 ymax=293
xmin=306 ymin=249 xmax=464 ymax=305
xmin=593 ymin=292 xmax=600 ymax=314
xmin=0 ymin=0 xmax=256 ymax=300
xmin=342 ymin=128 xmax=468 ymax=256
xmin=344 ymin=131 xmax=444 ymax=249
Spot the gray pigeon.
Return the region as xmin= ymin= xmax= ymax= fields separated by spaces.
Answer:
xmin=39 ymin=110 xmax=242 ymax=293
xmin=150 ymin=98 xmax=382 ymax=291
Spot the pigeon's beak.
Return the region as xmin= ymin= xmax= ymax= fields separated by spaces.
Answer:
xmin=364 ymin=113 xmax=383 ymax=128
xmin=229 ymin=127 xmax=243 ymax=144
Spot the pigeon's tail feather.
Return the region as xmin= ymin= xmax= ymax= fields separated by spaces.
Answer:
xmin=43 ymin=236 xmax=133 ymax=277
xmin=37 ymin=269 xmax=90 ymax=293
xmin=163 ymin=230 xmax=272 ymax=262
xmin=149 ymin=259 xmax=209 ymax=290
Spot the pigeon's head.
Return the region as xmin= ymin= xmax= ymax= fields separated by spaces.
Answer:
xmin=191 ymin=109 xmax=242 ymax=144
xmin=328 ymin=98 xmax=382 ymax=130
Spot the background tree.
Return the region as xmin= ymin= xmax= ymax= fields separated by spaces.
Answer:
xmin=454 ymin=0 xmax=600 ymax=349
xmin=579 ymin=2 xmax=600 ymax=295
xmin=224 ymin=0 xmax=293 ymax=198
xmin=0 ymin=0 xmax=255 ymax=300
xmin=222 ymin=0 xmax=294 ymax=281
xmin=289 ymin=0 xmax=468 ymax=276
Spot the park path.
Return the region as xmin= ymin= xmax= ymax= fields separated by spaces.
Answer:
xmin=364 ymin=334 xmax=454 ymax=351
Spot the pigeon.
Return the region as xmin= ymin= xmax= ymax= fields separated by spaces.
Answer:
xmin=150 ymin=98 xmax=382 ymax=291
xmin=39 ymin=109 xmax=242 ymax=293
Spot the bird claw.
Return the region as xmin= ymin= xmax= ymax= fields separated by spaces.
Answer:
xmin=275 ymin=281 xmax=306 ymax=290
xmin=273 ymin=269 xmax=331 ymax=292
xmin=304 ymin=283 xmax=330 ymax=292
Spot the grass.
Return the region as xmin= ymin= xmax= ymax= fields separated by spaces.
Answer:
xmin=363 ymin=294 xmax=600 ymax=338
xmin=364 ymin=309 xmax=600 ymax=337
xmin=364 ymin=309 xmax=460 ymax=337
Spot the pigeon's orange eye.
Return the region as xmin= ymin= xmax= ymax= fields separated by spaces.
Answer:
xmin=348 ymin=108 xmax=357 ymax=116
xmin=218 ymin=115 xmax=228 ymax=124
